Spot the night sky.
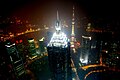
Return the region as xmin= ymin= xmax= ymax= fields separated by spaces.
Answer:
xmin=0 ymin=0 xmax=120 ymax=28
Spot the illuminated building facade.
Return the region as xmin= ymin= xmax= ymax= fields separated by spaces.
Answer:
xmin=1 ymin=41 xmax=26 ymax=79
xmin=15 ymin=39 xmax=26 ymax=62
xmin=47 ymin=11 xmax=72 ymax=80
xmin=28 ymin=38 xmax=36 ymax=57
xmin=0 ymin=42 xmax=12 ymax=80
xmin=38 ymin=37 xmax=46 ymax=56
xmin=80 ymin=35 xmax=91 ymax=64
xmin=101 ymin=41 xmax=120 ymax=67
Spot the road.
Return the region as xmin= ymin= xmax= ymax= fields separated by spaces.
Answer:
xmin=71 ymin=48 xmax=120 ymax=80
xmin=71 ymin=59 xmax=80 ymax=80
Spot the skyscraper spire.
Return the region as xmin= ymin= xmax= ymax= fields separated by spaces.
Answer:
xmin=55 ymin=11 xmax=61 ymax=31
xmin=47 ymin=10 xmax=71 ymax=80
xmin=57 ymin=10 xmax=59 ymax=21
xmin=72 ymin=6 xmax=75 ymax=21
xmin=71 ymin=6 xmax=75 ymax=36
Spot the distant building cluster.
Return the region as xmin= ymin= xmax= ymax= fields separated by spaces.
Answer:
xmin=0 ymin=4 xmax=120 ymax=80
xmin=0 ymin=35 xmax=47 ymax=79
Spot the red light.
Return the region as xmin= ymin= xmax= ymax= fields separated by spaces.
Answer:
xmin=16 ymin=41 xmax=18 ymax=44
xmin=20 ymin=40 xmax=23 ymax=43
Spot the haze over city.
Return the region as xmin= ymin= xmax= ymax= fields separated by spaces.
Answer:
xmin=0 ymin=0 xmax=120 ymax=80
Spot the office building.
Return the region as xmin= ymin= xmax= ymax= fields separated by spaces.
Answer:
xmin=28 ymin=38 xmax=36 ymax=57
xmin=47 ymin=11 xmax=72 ymax=80
xmin=0 ymin=41 xmax=26 ymax=80
xmin=38 ymin=37 xmax=46 ymax=56
xmin=80 ymin=35 xmax=91 ymax=65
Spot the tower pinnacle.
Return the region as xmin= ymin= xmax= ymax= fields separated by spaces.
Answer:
xmin=57 ymin=10 xmax=59 ymax=21
xmin=55 ymin=11 xmax=61 ymax=32
xmin=71 ymin=6 xmax=75 ymax=36
xmin=72 ymin=6 xmax=75 ymax=21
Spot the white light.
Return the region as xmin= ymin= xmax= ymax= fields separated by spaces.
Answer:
xmin=47 ymin=11 xmax=68 ymax=47
xmin=28 ymin=39 xmax=34 ymax=43
xmin=5 ymin=43 xmax=15 ymax=47
xmin=80 ymin=56 xmax=88 ymax=64
xmin=105 ymin=51 xmax=108 ymax=53
xmin=48 ymin=32 xmax=68 ymax=47
xmin=117 ymin=56 xmax=119 ymax=59
xmin=71 ymin=45 xmax=74 ymax=48
xmin=80 ymin=58 xmax=88 ymax=64
xmin=39 ymin=37 xmax=44 ymax=41
xmin=55 ymin=24 xmax=61 ymax=31
xmin=82 ymin=36 xmax=91 ymax=40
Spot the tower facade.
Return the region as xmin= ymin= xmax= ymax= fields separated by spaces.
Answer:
xmin=28 ymin=38 xmax=36 ymax=57
xmin=80 ymin=35 xmax=91 ymax=65
xmin=71 ymin=6 xmax=76 ymax=48
xmin=4 ymin=41 xmax=25 ymax=79
xmin=38 ymin=37 xmax=45 ymax=56
xmin=47 ymin=11 xmax=72 ymax=80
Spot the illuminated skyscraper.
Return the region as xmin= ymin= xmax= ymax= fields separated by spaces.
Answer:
xmin=71 ymin=6 xmax=76 ymax=48
xmin=80 ymin=35 xmax=91 ymax=64
xmin=3 ymin=41 xmax=25 ymax=79
xmin=28 ymin=38 xmax=36 ymax=57
xmin=15 ymin=39 xmax=26 ymax=62
xmin=47 ymin=11 xmax=72 ymax=80
xmin=38 ymin=37 xmax=46 ymax=56
xmin=0 ymin=42 xmax=11 ymax=80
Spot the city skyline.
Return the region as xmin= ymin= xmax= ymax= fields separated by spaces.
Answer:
xmin=0 ymin=0 xmax=120 ymax=33
xmin=0 ymin=0 xmax=120 ymax=80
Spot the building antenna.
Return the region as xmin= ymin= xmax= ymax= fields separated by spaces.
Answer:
xmin=57 ymin=10 xmax=59 ymax=21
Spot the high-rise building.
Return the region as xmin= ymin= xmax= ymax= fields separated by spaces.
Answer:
xmin=0 ymin=41 xmax=12 ymax=80
xmin=2 ymin=40 xmax=26 ymax=79
xmin=15 ymin=39 xmax=26 ymax=63
xmin=80 ymin=35 xmax=91 ymax=65
xmin=28 ymin=38 xmax=36 ymax=57
xmin=38 ymin=37 xmax=46 ymax=56
xmin=47 ymin=11 xmax=72 ymax=80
